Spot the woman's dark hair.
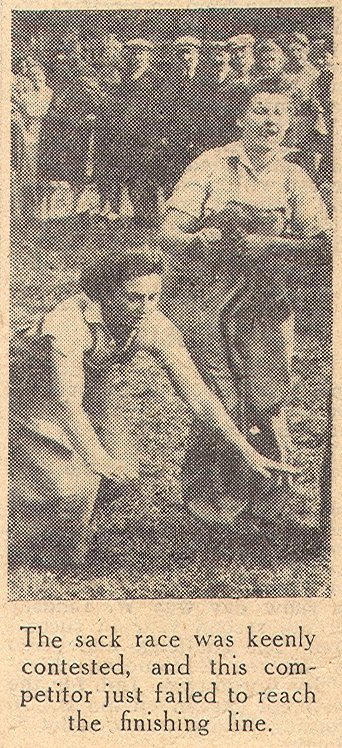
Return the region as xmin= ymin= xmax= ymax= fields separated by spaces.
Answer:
xmin=80 ymin=246 xmax=165 ymax=301
xmin=234 ymin=76 xmax=292 ymax=119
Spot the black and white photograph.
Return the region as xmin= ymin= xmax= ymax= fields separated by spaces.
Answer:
xmin=9 ymin=5 xmax=333 ymax=600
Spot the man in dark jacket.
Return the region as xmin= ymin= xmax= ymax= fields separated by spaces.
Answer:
xmin=160 ymin=36 xmax=209 ymax=197
xmin=40 ymin=31 xmax=102 ymax=194
xmin=200 ymin=39 xmax=241 ymax=151
xmin=103 ymin=37 xmax=168 ymax=222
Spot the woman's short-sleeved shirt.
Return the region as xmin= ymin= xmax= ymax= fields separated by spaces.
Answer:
xmin=167 ymin=140 xmax=331 ymax=237
xmin=41 ymin=292 xmax=183 ymax=365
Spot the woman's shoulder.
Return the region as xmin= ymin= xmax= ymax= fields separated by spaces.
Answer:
xmin=41 ymin=292 xmax=93 ymax=353
xmin=43 ymin=292 xmax=88 ymax=322
xmin=191 ymin=145 xmax=229 ymax=168
xmin=282 ymin=153 xmax=317 ymax=190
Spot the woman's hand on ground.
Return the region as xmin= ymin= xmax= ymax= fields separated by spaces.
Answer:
xmin=244 ymin=449 xmax=301 ymax=481
xmin=197 ymin=226 xmax=222 ymax=248
xmin=91 ymin=455 xmax=139 ymax=483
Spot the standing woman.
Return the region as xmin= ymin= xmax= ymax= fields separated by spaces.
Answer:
xmin=161 ymin=78 xmax=331 ymax=529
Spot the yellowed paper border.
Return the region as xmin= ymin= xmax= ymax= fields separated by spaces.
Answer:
xmin=1 ymin=2 xmax=341 ymax=745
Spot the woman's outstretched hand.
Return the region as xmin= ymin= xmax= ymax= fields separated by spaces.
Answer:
xmin=89 ymin=454 xmax=139 ymax=484
xmin=244 ymin=448 xmax=300 ymax=481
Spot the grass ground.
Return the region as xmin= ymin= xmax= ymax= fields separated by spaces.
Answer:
xmin=8 ymin=213 xmax=332 ymax=600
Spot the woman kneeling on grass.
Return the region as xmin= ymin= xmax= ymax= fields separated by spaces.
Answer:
xmin=10 ymin=246 xmax=296 ymax=566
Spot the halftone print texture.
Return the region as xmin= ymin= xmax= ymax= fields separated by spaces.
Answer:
xmin=9 ymin=7 xmax=332 ymax=600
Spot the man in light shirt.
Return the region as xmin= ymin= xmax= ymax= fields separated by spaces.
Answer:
xmin=161 ymin=78 xmax=331 ymax=528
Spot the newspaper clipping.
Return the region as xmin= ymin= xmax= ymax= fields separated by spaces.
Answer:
xmin=2 ymin=2 xmax=340 ymax=746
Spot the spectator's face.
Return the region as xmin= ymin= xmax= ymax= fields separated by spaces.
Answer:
xmin=256 ymin=46 xmax=286 ymax=74
xmin=20 ymin=60 xmax=28 ymax=76
xmin=130 ymin=47 xmax=152 ymax=71
xmin=288 ymin=42 xmax=309 ymax=67
xmin=230 ymin=46 xmax=254 ymax=72
xmin=238 ymin=91 xmax=291 ymax=150
xmin=311 ymin=48 xmax=330 ymax=71
xmin=103 ymin=37 xmax=122 ymax=64
xmin=103 ymin=273 xmax=162 ymax=327
xmin=177 ymin=46 xmax=200 ymax=71
xmin=314 ymin=54 xmax=326 ymax=70
xmin=28 ymin=65 xmax=46 ymax=89
xmin=214 ymin=49 xmax=230 ymax=68
xmin=63 ymin=36 xmax=82 ymax=56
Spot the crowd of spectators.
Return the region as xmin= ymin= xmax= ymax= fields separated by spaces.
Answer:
xmin=11 ymin=27 xmax=333 ymax=223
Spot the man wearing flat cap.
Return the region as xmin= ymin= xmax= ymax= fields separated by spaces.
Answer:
xmin=227 ymin=33 xmax=255 ymax=85
xmin=95 ymin=34 xmax=123 ymax=86
xmin=205 ymin=39 xmax=233 ymax=85
xmin=282 ymin=32 xmax=332 ymax=197
xmin=171 ymin=35 xmax=202 ymax=80
xmin=253 ymin=38 xmax=288 ymax=81
xmin=48 ymin=29 xmax=94 ymax=92
xmin=104 ymin=37 xmax=167 ymax=222
xmin=124 ymin=37 xmax=156 ymax=81
xmin=161 ymin=35 xmax=209 ymax=196
xmin=281 ymin=31 xmax=329 ymax=180
xmin=285 ymin=32 xmax=320 ymax=101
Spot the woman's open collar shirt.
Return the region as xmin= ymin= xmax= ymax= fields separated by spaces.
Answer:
xmin=167 ymin=140 xmax=331 ymax=237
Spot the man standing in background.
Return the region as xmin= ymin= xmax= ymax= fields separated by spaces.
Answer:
xmin=281 ymin=32 xmax=331 ymax=198
xmin=226 ymin=33 xmax=255 ymax=85
xmin=161 ymin=36 xmax=207 ymax=197
xmin=91 ymin=36 xmax=124 ymax=220
xmin=285 ymin=32 xmax=320 ymax=101
xmin=38 ymin=27 xmax=108 ymax=219
xmin=171 ymin=34 xmax=202 ymax=80
xmin=201 ymin=38 xmax=240 ymax=151
xmin=94 ymin=33 xmax=123 ymax=86
xmin=110 ymin=37 xmax=166 ymax=222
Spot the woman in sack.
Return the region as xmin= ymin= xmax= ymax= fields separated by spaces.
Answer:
xmin=161 ymin=77 xmax=331 ymax=532
xmin=9 ymin=246 xmax=296 ymax=567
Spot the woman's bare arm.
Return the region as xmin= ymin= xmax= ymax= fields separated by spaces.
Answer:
xmin=161 ymin=208 xmax=221 ymax=250
xmin=138 ymin=315 xmax=297 ymax=481
xmin=51 ymin=349 xmax=137 ymax=482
